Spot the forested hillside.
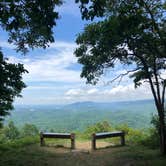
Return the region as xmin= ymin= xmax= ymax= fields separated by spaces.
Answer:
xmin=5 ymin=100 xmax=156 ymax=131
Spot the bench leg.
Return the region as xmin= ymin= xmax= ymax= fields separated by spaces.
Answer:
xmin=71 ymin=133 xmax=75 ymax=149
xmin=40 ymin=132 xmax=45 ymax=146
xmin=40 ymin=136 xmax=45 ymax=146
xmin=121 ymin=135 xmax=125 ymax=146
xmin=91 ymin=133 xmax=96 ymax=150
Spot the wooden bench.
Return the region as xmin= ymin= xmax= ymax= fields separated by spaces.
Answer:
xmin=40 ymin=132 xmax=75 ymax=149
xmin=91 ymin=131 xmax=125 ymax=150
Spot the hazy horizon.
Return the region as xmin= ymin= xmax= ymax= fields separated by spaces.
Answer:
xmin=13 ymin=98 xmax=155 ymax=106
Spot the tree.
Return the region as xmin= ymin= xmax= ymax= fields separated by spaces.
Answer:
xmin=0 ymin=0 xmax=62 ymax=53
xmin=0 ymin=0 xmax=62 ymax=126
xmin=21 ymin=124 xmax=39 ymax=137
xmin=75 ymin=0 xmax=166 ymax=154
xmin=3 ymin=121 xmax=20 ymax=140
xmin=0 ymin=51 xmax=27 ymax=127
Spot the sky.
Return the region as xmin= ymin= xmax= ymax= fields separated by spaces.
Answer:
xmin=0 ymin=0 xmax=153 ymax=105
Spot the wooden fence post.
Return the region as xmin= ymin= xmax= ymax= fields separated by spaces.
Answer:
xmin=91 ymin=133 xmax=96 ymax=150
xmin=71 ymin=133 xmax=75 ymax=149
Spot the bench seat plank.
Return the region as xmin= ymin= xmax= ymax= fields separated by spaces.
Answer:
xmin=42 ymin=132 xmax=71 ymax=138
xmin=95 ymin=131 xmax=124 ymax=139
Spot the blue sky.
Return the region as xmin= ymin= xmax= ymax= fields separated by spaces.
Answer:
xmin=0 ymin=0 xmax=152 ymax=105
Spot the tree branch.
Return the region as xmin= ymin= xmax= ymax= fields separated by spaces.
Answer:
xmin=105 ymin=68 xmax=139 ymax=86
xmin=140 ymin=0 xmax=166 ymax=47
xmin=132 ymin=50 xmax=161 ymax=111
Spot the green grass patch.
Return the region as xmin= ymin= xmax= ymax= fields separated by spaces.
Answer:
xmin=0 ymin=136 xmax=39 ymax=151
xmin=0 ymin=141 xmax=166 ymax=166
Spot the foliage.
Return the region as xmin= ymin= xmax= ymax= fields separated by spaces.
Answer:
xmin=114 ymin=115 xmax=160 ymax=148
xmin=0 ymin=120 xmax=161 ymax=151
xmin=151 ymin=114 xmax=160 ymax=133
xmin=81 ymin=120 xmax=156 ymax=147
xmin=86 ymin=121 xmax=111 ymax=133
xmin=128 ymin=128 xmax=146 ymax=144
xmin=21 ymin=124 xmax=39 ymax=137
xmin=141 ymin=128 xmax=160 ymax=149
xmin=0 ymin=129 xmax=6 ymax=143
xmin=0 ymin=51 xmax=27 ymax=127
xmin=0 ymin=121 xmax=39 ymax=144
xmin=114 ymin=123 xmax=145 ymax=144
xmin=75 ymin=0 xmax=166 ymax=88
xmin=6 ymin=136 xmax=39 ymax=148
xmin=3 ymin=121 xmax=20 ymax=140
xmin=115 ymin=123 xmax=130 ymax=134
xmin=140 ymin=115 xmax=160 ymax=148
xmin=0 ymin=0 xmax=62 ymax=53
xmin=83 ymin=121 xmax=112 ymax=138
xmin=0 ymin=136 xmax=39 ymax=151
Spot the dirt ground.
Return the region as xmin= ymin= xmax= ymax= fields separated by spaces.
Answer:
xmin=1 ymin=141 xmax=166 ymax=166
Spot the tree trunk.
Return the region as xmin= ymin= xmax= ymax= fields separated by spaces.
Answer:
xmin=158 ymin=111 xmax=166 ymax=155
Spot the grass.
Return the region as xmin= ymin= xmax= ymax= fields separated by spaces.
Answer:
xmin=0 ymin=136 xmax=39 ymax=151
xmin=0 ymin=138 xmax=166 ymax=166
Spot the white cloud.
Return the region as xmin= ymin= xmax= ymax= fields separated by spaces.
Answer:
xmin=66 ymin=89 xmax=83 ymax=96
xmin=103 ymin=85 xmax=135 ymax=95
xmin=0 ymin=41 xmax=15 ymax=49
xmin=49 ymin=41 xmax=76 ymax=49
xmin=0 ymin=40 xmax=76 ymax=52
xmin=65 ymin=83 xmax=152 ymax=102
xmin=65 ymin=88 xmax=99 ymax=96
xmin=7 ymin=40 xmax=83 ymax=83
xmin=15 ymin=83 xmax=152 ymax=105
xmin=87 ymin=88 xmax=99 ymax=94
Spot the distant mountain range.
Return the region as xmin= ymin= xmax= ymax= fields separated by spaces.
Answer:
xmin=5 ymin=99 xmax=157 ymax=131
xmin=65 ymin=99 xmax=155 ymax=110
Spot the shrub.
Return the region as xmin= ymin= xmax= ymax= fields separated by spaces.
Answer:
xmin=21 ymin=124 xmax=39 ymax=137
xmin=140 ymin=115 xmax=160 ymax=149
xmin=83 ymin=121 xmax=112 ymax=139
xmin=3 ymin=121 xmax=20 ymax=140
xmin=0 ymin=129 xmax=6 ymax=143
xmin=115 ymin=123 xmax=145 ymax=144
xmin=115 ymin=123 xmax=130 ymax=134
xmin=127 ymin=128 xmax=146 ymax=144
xmin=0 ymin=136 xmax=39 ymax=151
xmin=8 ymin=136 xmax=39 ymax=148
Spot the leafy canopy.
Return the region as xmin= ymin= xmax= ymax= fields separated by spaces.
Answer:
xmin=75 ymin=0 xmax=166 ymax=89
xmin=0 ymin=51 xmax=27 ymax=126
xmin=0 ymin=0 xmax=62 ymax=54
